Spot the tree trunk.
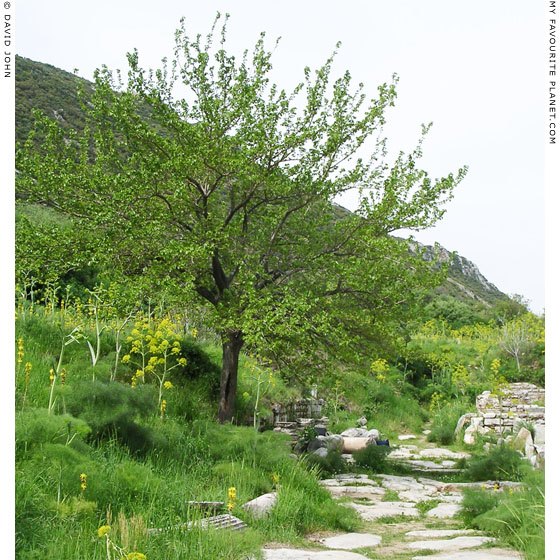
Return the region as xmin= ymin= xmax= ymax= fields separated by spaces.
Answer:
xmin=218 ymin=330 xmax=244 ymax=423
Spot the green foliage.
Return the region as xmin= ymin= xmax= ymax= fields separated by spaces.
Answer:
xmin=464 ymin=444 xmax=529 ymax=482
xmin=15 ymin=408 xmax=91 ymax=458
xmin=460 ymin=486 xmax=501 ymax=525
xmin=66 ymin=380 xmax=159 ymax=453
xmin=174 ymin=339 xmax=221 ymax=393
xmin=427 ymin=399 xmax=471 ymax=445
xmin=353 ymin=444 xmax=390 ymax=472
xmin=305 ymin=449 xmax=348 ymax=476
xmin=16 ymin=15 xmax=465 ymax=422
xmin=471 ymin=471 xmax=544 ymax=560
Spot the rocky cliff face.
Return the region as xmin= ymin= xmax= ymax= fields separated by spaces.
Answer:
xmin=415 ymin=242 xmax=506 ymax=306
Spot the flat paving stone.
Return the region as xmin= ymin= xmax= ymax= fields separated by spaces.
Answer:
xmin=408 ymin=536 xmax=495 ymax=551
xmin=377 ymin=474 xmax=426 ymax=492
xmin=419 ymin=449 xmax=471 ymax=460
xmin=398 ymin=434 xmax=417 ymax=440
xmin=320 ymin=533 xmax=382 ymax=550
xmin=411 ymin=548 xmax=523 ymax=560
xmin=262 ymin=548 xmax=372 ymax=559
xmin=349 ymin=501 xmax=419 ymax=520
xmin=406 ymin=530 xmax=476 ymax=538
xmin=425 ymin=503 xmax=462 ymax=518
xmin=320 ymin=478 xmax=379 ymax=487
xmin=326 ymin=485 xmax=386 ymax=498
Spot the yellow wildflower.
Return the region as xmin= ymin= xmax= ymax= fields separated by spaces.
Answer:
xmin=163 ymin=381 xmax=173 ymax=390
xmin=271 ymin=473 xmax=280 ymax=485
xmin=24 ymin=362 xmax=32 ymax=383
xmin=49 ymin=368 xmax=55 ymax=386
xmin=178 ymin=358 xmax=187 ymax=366
xmin=122 ymin=355 xmax=131 ymax=364
xmin=227 ymin=486 xmax=236 ymax=511
xmin=60 ymin=368 xmax=66 ymax=386
xmin=97 ymin=525 xmax=111 ymax=538
xmin=191 ymin=328 xmax=198 ymax=339
xmin=173 ymin=340 xmax=180 ymax=347
xmin=160 ymin=399 xmax=167 ymax=416
xmin=80 ymin=473 xmax=87 ymax=491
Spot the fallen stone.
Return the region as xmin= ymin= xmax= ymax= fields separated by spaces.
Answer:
xmin=454 ymin=413 xmax=476 ymax=437
xmin=425 ymin=503 xmax=462 ymax=518
xmin=313 ymin=447 xmax=328 ymax=459
xmin=262 ymin=549 xmax=371 ymax=559
xmin=515 ymin=427 xmax=533 ymax=448
xmin=408 ymin=536 xmax=495 ymax=551
xmin=148 ymin=513 xmax=247 ymax=535
xmin=308 ymin=436 xmax=327 ymax=452
xmin=326 ymin=434 xmax=344 ymax=451
xmin=365 ymin=428 xmax=380 ymax=440
xmin=340 ymin=427 xmax=369 ymax=438
xmin=411 ymin=550 xmax=522 ymax=560
xmin=406 ymin=530 xmax=476 ymax=538
xmin=342 ymin=437 xmax=372 ymax=453
xmin=534 ymin=424 xmax=545 ymax=444
xmin=356 ymin=416 xmax=368 ymax=426
xmin=242 ymin=492 xmax=277 ymax=518
xmin=423 ymin=429 xmax=432 ymax=435
xmin=463 ymin=425 xmax=477 ymax=445
xmin=398 ymin=434 xmax=417 ymax=440
xmin=320 ymin=533 xmax=382 ymax=550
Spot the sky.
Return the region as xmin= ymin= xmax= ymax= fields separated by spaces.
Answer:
xmin=9 ymin=0 xmax=549 ymax=313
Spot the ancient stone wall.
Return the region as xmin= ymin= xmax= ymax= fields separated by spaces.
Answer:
xmin=475 ymin=382 xmax=545 ymax=432
xmin=272 ymin=399 xmax=325 ymax=424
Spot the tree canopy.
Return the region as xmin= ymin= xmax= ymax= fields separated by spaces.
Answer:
xmin=16 ymin=15 xmax=466 ymax=422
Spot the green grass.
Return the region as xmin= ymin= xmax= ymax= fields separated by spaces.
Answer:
xmin=15 ymin=305 xmax=360 ymax=559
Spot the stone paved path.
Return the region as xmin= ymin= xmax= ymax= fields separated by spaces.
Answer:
xmin=259 ymin=472 xmax=523 ymax=559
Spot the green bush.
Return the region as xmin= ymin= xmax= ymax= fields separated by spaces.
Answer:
xmin=460 ymin=486 xmax=500 ymax=525
xmin=353 ymin=444 xmax=390 ymax=472
xmin=16 ymin=408 xmax=91 ymax=458
xmin=464 ymin=444 xmax=529 ymax=481
xmin=66 ymin=380 xmax=158 ymax=454
xmin=472 ymin=470 xmax=544 ymax=560
xmin=305 ymin=449 xmax=347 ymax=476
xmin=428 ymin=399 xmax=471 ymax=445
xmin=174 ymin=339 xmax=221 ymax=395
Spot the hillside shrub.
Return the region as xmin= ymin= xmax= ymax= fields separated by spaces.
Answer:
xmin=460 ymin=486 xmax=501 ymax=525
xmin=428 ymin=399 xmax=471 ymax=445
xmin=174 ymin=339 xmax=221 ymax=394
xmin=305 ymin=449 xmax=347 ymax=476
xmin=471 ymin=470 xmax=544 ymax=560
xmin=464 ymin=444 xmax=529 ymax=481
xmin=353 ymin=443 xmax=391 ymax=472
xmin=66 ymin=380 xmax=158 ymax=454
xmin=15 ymin=408 xmax=91 ymax=458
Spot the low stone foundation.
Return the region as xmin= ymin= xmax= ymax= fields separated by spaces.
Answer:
xmin=474 ymin=382 xmax=545 ymax=434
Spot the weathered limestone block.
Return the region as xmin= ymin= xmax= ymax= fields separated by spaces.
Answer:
xmin=342 ymin=437 xmax=373 ymax=453
xmin=242 ymin=492 xmax=277 ymax=518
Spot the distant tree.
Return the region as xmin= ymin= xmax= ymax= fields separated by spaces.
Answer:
xmin=16 ymin=15 xmax=466 ymax=422
xmin=500 ymin=313 xmax=544 ymax=373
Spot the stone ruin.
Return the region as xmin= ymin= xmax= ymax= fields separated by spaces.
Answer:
xmin=272 ymin=398 xmax=328 ymax=440
xmin=458 ymin=383 xmax=545 ymax=467
xmin=475 ymin=382 xmax=545 ymax=431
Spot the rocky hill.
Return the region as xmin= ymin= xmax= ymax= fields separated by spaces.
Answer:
xmin=15 ymin=55 xmax=508 ymax=308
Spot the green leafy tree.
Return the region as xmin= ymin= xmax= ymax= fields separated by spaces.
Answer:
xmin=16 ymin=15 xmax=466 ymax=422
